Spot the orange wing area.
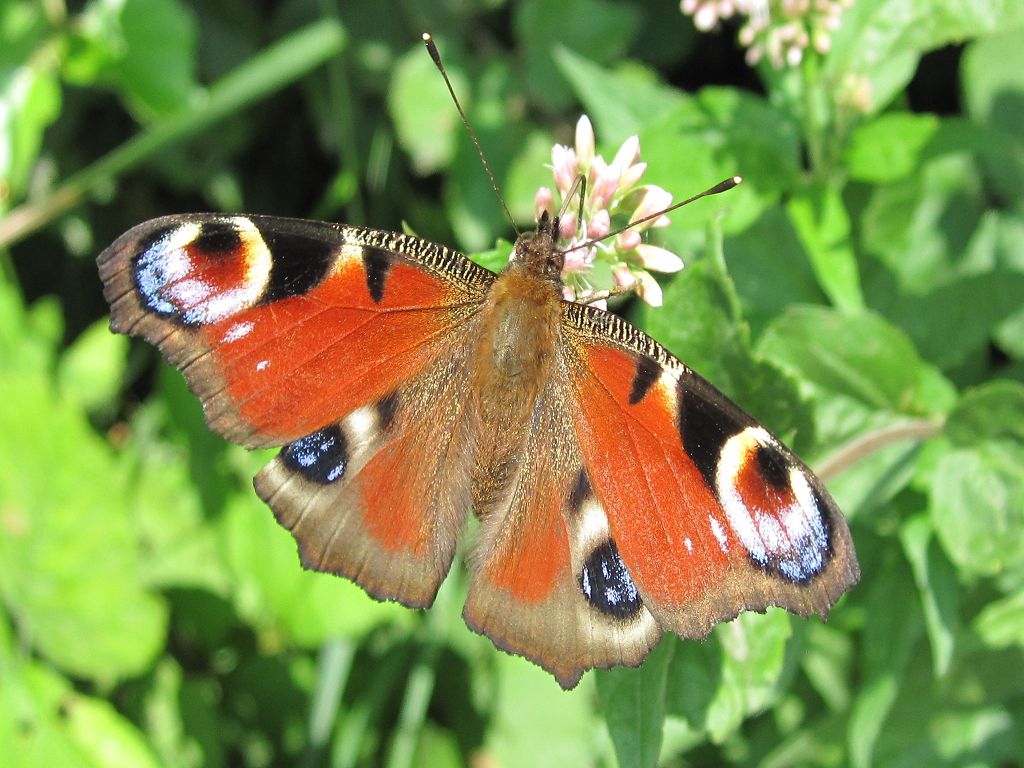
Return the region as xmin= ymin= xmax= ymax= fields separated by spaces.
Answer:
xmin=562 ymin=303 xmax=859 ymax=639
xmin=570 ymin=344 xmax=732 ymax=611
xmin=98 ymin=214 xmax=493 ymax=448
xmin=201 ymin=259 xmax=465 ymax=444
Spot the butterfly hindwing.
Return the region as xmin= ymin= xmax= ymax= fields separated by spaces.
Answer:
xmin=254 ymin=349 xmax=478 ymax=608
xmin=463 ymin=377 xmax=661 ymax=688
xmin=561 ymin=302 xmax=859 ymax=640
xmin=98 ymin=214 xmax=493 ymax=448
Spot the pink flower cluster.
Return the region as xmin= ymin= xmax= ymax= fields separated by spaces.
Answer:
xmin=535 ymin=116 xmax=681 ymax=307
xmin=680 ymin=0 xmax=853 ymax=69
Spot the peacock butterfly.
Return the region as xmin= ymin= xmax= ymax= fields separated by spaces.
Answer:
xmin=97 ymin=42 xmax=858 ymax=690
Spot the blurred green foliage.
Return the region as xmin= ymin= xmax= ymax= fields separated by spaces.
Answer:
xmin=2 ymin=1 xmax=1024 ymax=766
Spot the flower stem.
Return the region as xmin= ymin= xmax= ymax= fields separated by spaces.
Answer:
xmin=814 ymin=417 xmax=946 ymax=482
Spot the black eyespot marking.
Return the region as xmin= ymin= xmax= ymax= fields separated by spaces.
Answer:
xmin=281 ymin=425 xmax=348 ymax=484
xmin=193 ymin=221 xmax=243 ymax=256
xmin=259 ymin=223 xmax=336 ymax=303
xmin=679 ymin=380 xmax=737 ymax=489
xmin=579 ymin=540 xmax=643 ymax=620
xmin=376 ymin=392 xmax=400 ymax=432
xmin=568 ymin=469 xmax=592 ymax=513
xmin=756 ymin=442 xmax=791 ymax=490
xmin=363 ymin=246 xmax=394 ymax=303
xmin=628 ymin=357 xmax=661 ymax=405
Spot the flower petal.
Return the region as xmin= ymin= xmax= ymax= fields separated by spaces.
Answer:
xmin=551 ymin=144 xmax=577 ymax=194
xmin=535 ymin=186 xmax=554 ymax=220
xmin=636 ymin=271 xmax=663 ymax=307
xmin=575 ymin=115 xmax=595 ymax=167
xmin=636 ymin=244 xmax=684 ymax=273
xmin=612 ymin=263 xmax=637 ymax=288
xmin=612 ymin=135 xmax=640 ymax=173
xmin=629 ymin=185 xmax=673 ymax=227
xmin=588 ymin=209 xmax=611 ymax=240
xmin=616 ymin=230 xmax=642 ymax=251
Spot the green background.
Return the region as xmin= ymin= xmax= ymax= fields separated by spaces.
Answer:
xmin=2 ymin=1 xmax=1024 ymax=766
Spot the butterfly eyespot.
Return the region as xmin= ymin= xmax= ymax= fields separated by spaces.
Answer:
xmin=716 ymin=427 xmax=832 ymax=584
xmin=579 ymin=540 xmax=644 ymax=620
xmin=281 ymin=425 xmax=349 ymax=484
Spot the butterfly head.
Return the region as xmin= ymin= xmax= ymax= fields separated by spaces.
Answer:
xmin=508 ymin=210 xmax=565 ymax=282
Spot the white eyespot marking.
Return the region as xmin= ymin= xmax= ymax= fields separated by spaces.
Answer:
xmin=222 ymin=320 xmax=254 ymax=343
xmin=683 ymin=537 xmax=693 ymax=554
xmin=256 ymin=359 xmax=270 ymax=372
xmin=709 ymin=515 xmax=729 ymax=553
xmin=575 ymin=495 xmax=610 ymax=555
xmin=716 ymin=426 xmax=828 ymax=582
xmin=136 ymin=222 xmax=202 ymax=315
xmin=136 ymin=217 xmax=272 ymax=325
xmin=343 ymin=406 xmax=379 ymax=447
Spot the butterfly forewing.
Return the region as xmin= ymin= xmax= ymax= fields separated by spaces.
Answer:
xmin=97 ymin=214 xmax=493 ymax=448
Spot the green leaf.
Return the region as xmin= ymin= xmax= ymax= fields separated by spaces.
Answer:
xmin=974 ymin=590 xmax=1024 ymax=650
xmin=219 ymin=489 xmax=406 ymax=647
xmin=0 ymin=373 xmax=167 ymax=682
xmin=0 ymin=18 xmax=347 ymax=249
xmin=786 ymin=182 xmax=864 ymax=312
xmin=62 ymin=693 xmax=166 ymax=768
xmin=704 ymin=611 xmax=792 ymax=742
xmin=801 ymin=623 xmax=854 ymax=712
xmin=930 ymin=442 xmax=1024 ymax=578
xmin=946 ymin=380 xmax=1024 ymax=446
xmin=100 ymin=0 xmax=199 ymax=120
xmin=879 ymin=270 xmax=1024 ymax=371
xmin=664 ymin=637 xmax=721 ymax=732
xmin=596 ymin=637 xmax=673 ymax=768
xmin=388 ymin=39 xmax=465 ymax=175
xmin=757 ymin=306 xmax=942 ymax=415
xmin=843 ymin=113 xmax=940 ymax=183
xmin=134 ymin=658 xmax=224 ymax=768
xmin=861 ymin=154 xmax=984 ymax=294
xmin=726 ymin=207 xmax=829 ymax=336
xmin=638 ymin=88 xmax=801 ymax=236
xmin=898 ymin=515 xmax=958 ymax=677
xmin=56 ymin=319 xmax=128 ymax=413
xmin=483 ymin=652 xmax=597 ymax=768
xmin=0 ymin=62 xmax=61 ymax=209
xmin=827 ymin=0 xmax=1024 ymax=113
xmin=850 ymin=552 xmax=923 ymax=768
xmin=129 ymin=440 xmax=232 ymax=595
xmin=962 ymin=26 xmax=1024 ymax=200
xmin=554 ymin=46 xmax=683 ymax=144
xmin=515 ymin=0 xmax=641 ymax=110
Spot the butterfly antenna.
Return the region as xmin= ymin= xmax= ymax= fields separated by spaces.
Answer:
xmin=423 ymin=33 xmax=519 ymax=236
xmin=561 ymin=175 xmax=742 ymax=255
xmin=556 ymin=174 xmax=587 ymax=234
